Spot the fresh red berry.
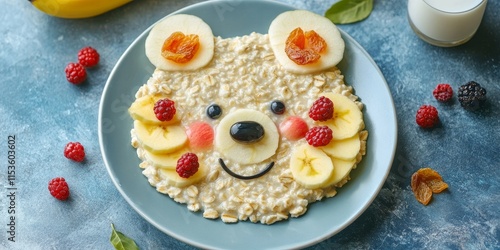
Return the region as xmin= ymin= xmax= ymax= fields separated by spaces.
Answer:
xmin=176 ymin=153 xmax=199 ymax=178
xmin=48 ymin=177 xmax=70 ymax=200
xmin=416 ymin=105 xmax=439 ymax=128
xmin=65 ymin=62 xmax=87 ymax=84
xmin=154 ymin=98 xmax=176 ymax=121
xmin=433 ymin=83 xmax=453 ymax=102
xmin=279 ymin=116 xmax=309 ymax=141
xmin=309 ymin=96 xmax=334 ymax=121
xmin=78 ymin=46 xmax=100 ymax=67
xmin=305 ymin=126 xmax=333 ymax=147
xmin=64 ymin=142 xmax=85 ymax=162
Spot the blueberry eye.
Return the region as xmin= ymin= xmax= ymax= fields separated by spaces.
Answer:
xmin=270 ymin=100 xmax=285 ymax=115
xmin=206 ymin=104 xmax=222 ymax=119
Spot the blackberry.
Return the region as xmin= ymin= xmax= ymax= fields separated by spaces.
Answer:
xmin=458 ymin=81 xmax=486 ymax=110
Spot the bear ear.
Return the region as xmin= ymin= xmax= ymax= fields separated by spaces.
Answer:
xmin=268 ymin=10 xmax=345 ymax=74
xmin=145 ymin=14 xmax=215 ymax=71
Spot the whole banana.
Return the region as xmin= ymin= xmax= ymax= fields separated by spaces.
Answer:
xmin=29 ymin=0 xmax=133 ymax=19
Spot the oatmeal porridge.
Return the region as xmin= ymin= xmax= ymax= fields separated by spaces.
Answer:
xmin=128 ymin=11 xmax=368 ymax=225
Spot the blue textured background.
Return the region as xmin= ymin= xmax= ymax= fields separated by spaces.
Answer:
xmin=1 ymin=0 xmax=499 ymax=249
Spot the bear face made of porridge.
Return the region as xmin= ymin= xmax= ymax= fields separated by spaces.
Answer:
xmin=128 ymin=10 xmax=367 ymax=225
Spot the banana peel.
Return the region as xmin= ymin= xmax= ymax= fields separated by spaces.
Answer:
xmin=29 ymin=0 xmax=132 ymax=19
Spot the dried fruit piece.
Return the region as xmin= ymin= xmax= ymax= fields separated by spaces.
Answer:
xmin=416 ymin=167 xmax=443 ymax=183
xmin=426 ymin=179 xmax=449 ymax=193
xmin=411 ymin=167 xmax=449 ymax=205
xmin=413 ymin=179 xmax=433 ymax=205
xmin=161 ymin=32 xmax=200 ymax=63
xmin=287 ymin=27 xmax=305 ymax=48
xmin=285 ymin=27 xmax=325 ymax=65
xmin=305 ymin=30 xmax=326 ymax=53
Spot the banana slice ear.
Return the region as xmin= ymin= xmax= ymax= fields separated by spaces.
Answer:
xmin=145 ymin=14 xmax=215 ymax=71
xmin=268 ymin=10 xmax=345 ymax=74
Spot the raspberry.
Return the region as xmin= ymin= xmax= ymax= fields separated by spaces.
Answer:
xmin=176 ymin=153 xmax=199 ymax=178
xmin=416 ymin=105 xmax=439 ymax=128
xmin=458 ymin=81 xmax=487 ymax=110
xmin=78 ymin=46 xmax=100 ymax=67
xmin=433 ymin=83 xmax=453 ymax=102
xmin=154 ymin=98 xmax=176 ymax=121
xmin=309 ymin=96 xmax=334 ymax=121
xmin=305 ymin=126 xmax=333 ymax=147
xmin=65 ymin=62 xmax=87 ymax=84
xmin=48 ymin=177 xmax=70 ymax=200
xmin=64 ymin=142 xmax=85 ymax=162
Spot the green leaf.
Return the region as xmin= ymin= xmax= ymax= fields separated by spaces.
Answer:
xmin=110 ymin=223 xmax=140 ymax=250
xmin=325 ymin=0 xmax=374 ymax=24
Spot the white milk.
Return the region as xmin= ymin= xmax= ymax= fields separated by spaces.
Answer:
xmin=408 ymin=0 xmax=487 ymax=46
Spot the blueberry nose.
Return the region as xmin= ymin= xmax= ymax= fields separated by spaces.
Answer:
xmin=230 ymin=121 xmax=265 ymax=143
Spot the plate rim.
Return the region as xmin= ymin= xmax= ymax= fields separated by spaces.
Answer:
xmin=98 ymin=0 xmax=397 ymax=249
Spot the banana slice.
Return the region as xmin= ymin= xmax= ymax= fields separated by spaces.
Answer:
xmin=215 ymin=109 xmax=279 ymax=165
xmin=268 ymin=10 xmax=345 ymax=74
xmin=321 ymin=133 xmax=361 ymax=161
xmin=323 ymin=157 xmax=356 ymax=187
xmin=144 ymin=148 xmax=189 ymax=170
xmin=319 ymin=92 xmax=363 ymax=140
xmin=158 ymin=163 xmax=208 ymax=188
xmin=129 ymin=94 xmax=180 ymax=125
xmin=134 ymin=120 xmax=187 ymax=154
xmin=290 ymin=143 xmax=334 ymax=189
xmin=145 ymin=14 xmax=215 ymax=71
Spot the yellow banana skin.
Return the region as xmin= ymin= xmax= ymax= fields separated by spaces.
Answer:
xmin=30 ymin=0 xmax=133 ymax=19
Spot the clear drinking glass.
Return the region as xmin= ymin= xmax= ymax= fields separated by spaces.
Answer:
xmin=407 ymin=0 xmax=488 ymax=47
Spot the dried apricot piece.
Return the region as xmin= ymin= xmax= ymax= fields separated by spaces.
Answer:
xmin=414 ymin=181 xmax=433 ymax=205
xmin=161 ymin=32 xmax=200 ymax=63
xmin=305 ymin=30 xmax=326 ymax=53
xmin=410 ymin=171 xmax=421 ymax=193
xmin=426 ymin=179 xmax=449 ymax=193
xmin=411 ymin=167 xmax=449 ymax=206
xmin=286 ymin=27 xmax=306 ymax=49
xmin=285 ymin=27 xmax=326 ymax=65
xmin=285 ymin=46 xmax=320 ymax=65
xmin=416 ymin=168 xmax=443 ymax=182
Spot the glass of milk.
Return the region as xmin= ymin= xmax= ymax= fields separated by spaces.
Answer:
xmin=407 ymin=0 xmax=487 ymax=47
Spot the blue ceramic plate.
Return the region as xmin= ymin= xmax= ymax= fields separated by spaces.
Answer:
xmin=98 ymin=0 xmax=397 ymax=249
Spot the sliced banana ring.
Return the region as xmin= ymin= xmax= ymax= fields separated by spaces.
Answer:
xmin=268 ymin=10 xmax=345 ymax=74
xmin=145 ymin=14 xmax=215 ymax=71
xmin=215 ymin=109 xmax=279 ymax=165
